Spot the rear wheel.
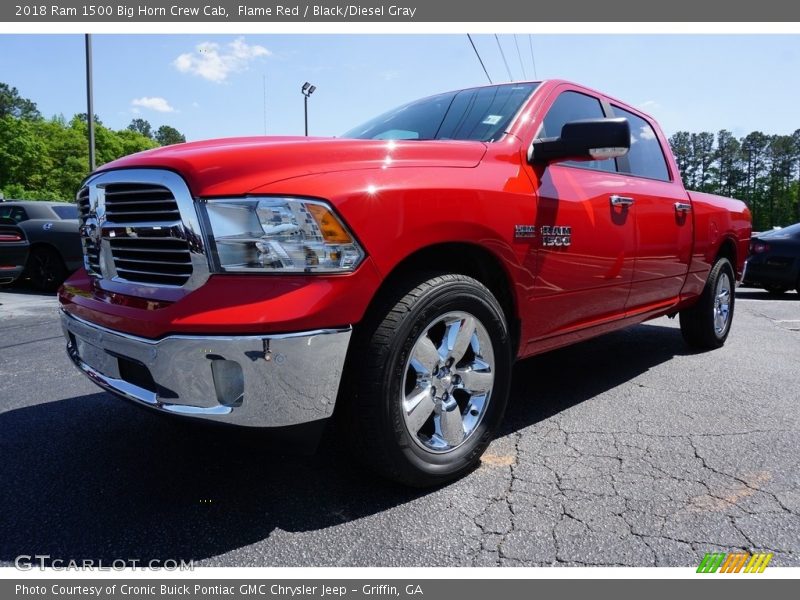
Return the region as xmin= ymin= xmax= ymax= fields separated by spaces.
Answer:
xmin=26 ymin=246 xmax=67 ymax=292
xmin=341 ymin=273 xmax=512 ymax=487
xmin=679 ymin=257 xmax=735 ymax=349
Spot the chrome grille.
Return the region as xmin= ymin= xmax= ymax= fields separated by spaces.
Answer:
xmin=77 ymin=170 xmax=209 ymax=291
xmin=110 ymin=238 xmax=193 ymax=285
xmin=103 ymin=183 xmax=181 ymax=224
xmin=77 ymin=186 xmax=101 ymax=276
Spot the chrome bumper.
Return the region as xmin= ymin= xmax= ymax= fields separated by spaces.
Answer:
xmin=61 ymin=310 xmax=351 ymax=427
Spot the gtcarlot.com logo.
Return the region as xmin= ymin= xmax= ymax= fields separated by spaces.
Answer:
xmin=14 ymin=555 xmax=194 ymax=571
xmin=697 ymin=552 xmax=773 ymax=573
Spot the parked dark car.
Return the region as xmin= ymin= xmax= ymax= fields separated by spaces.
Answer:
xmin=742 ymin=222 xmax=800 ymax=295
xmin=0 ymin=201 xmax=82 ymax=291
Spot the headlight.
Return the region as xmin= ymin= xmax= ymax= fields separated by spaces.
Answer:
xmin=202 ymin=197 xmax=365 ymax=273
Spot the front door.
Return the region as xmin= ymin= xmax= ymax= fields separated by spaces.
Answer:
xmin=522 ymin=87 xmax=637 ymax=343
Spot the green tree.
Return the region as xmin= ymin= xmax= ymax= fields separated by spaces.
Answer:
xmin=689 ymin=132 xmax=715 ymax=192
xmin=128 ymin=118 xmax=153 ymax=139
xmin=669 ymin=131 xmax=692 ymax=187
xmin=154 ymin=125 xmax=186 ymax=146
xmin=0 ymin=82 xmax=41 ymax=120
xmin=741 ymin=132 xmax=770 ymax=229
xmin=714 ymin=130 xmax=743 ymax=197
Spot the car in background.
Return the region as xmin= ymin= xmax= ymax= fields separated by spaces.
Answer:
xmin=0 ymin=201 xmax=82 ymax=291
xmin=742 ymin=222 xmax=800 ymax=295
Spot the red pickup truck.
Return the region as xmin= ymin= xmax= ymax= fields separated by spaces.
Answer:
xmin=59 ymin=80 xmax=751 ymax=486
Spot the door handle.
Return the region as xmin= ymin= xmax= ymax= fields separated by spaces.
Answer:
xmin=610 ymin=195 xmax=634 ymax=207
xmin=674 ymin=202 xmax=692 ymax=213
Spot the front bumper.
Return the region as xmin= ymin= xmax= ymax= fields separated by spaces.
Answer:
xmin=61 ymin=309 xmax=351 ymax=427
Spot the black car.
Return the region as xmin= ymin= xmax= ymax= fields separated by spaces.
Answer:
xmin=742 ymin=222 xmax=800 ymax=295
xmin=0 ymin=201 xmax=82 ymax=291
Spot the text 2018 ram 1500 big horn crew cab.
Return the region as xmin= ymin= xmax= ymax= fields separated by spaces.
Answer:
xmin=59 ymin=80 xmax=751 ymax=486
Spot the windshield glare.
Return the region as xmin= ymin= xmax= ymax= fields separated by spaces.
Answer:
xmin=341 ymin=83 xmax=539 ymax=142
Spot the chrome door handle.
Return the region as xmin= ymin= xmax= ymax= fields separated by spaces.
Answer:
xmin=674 ymin=202 xmax=692 ymax=213
xmin=610 ymin=195 xmax=634 ymax=207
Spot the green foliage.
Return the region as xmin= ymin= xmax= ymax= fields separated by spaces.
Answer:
xmin=128 ymin=118 xmax=153 ymax=139
xmin=0 ymin=83 xmax=179 ymax=201
xmin=669 ymin=129 xmax=800 ymax=230
xmin=0 ymin=83 xmax=42 ymax=120
xmin=154 ymin=125 xmax=186 ymax=146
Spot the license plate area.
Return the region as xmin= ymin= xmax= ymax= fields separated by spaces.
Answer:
xmin=75 ymin=335 xmax=119 ymax=378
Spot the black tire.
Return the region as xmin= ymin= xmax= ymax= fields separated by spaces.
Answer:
xmin=25 ymin=246 xmax=68 ymax=292
xmin=764 ymin=285 xmax=788 ymax=295
xmin=341 ymin=273 xmax=513 ymax=487
xmin=679 ymin=257 xmax=735 ymax=349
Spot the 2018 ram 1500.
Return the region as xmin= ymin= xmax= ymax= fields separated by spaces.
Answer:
xmin=59 ymin=80 xmax=751 ymax=486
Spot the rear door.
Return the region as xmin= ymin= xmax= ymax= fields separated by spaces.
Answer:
xmin=522 ymin=87 xmax=637 ymax=341
xmin=609 ymin=105 xmax=692 ymax=312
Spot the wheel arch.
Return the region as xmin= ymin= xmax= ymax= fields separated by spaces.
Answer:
xmin=358 ymin=241 xmax=521 ymax=356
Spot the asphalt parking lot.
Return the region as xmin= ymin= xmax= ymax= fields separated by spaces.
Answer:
xmin=0 ymin=286 xmax=798 ymax=567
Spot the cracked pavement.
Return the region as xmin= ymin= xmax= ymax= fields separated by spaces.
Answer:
xmin=0 ymin=286 xmax=798 ymax=567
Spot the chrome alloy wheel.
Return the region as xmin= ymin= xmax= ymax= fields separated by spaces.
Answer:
xmin=401 ymin=311 xmax=495 ymax=453
xmin=713 ymin=271 xmax=732 ymax=336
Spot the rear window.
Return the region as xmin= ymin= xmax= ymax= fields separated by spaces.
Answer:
xmin=762 ymin=223 xmax=800 ymax=239
xmin=612 ymin=106 xmax=670 ymax=181
xmin=0 ymin=206 xmax=28 ymax=223
xmin=51 ymin=205 xmax=78 ymax=219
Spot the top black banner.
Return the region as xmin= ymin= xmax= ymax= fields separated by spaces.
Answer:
xmin=3 ymin=0 xmax=800 ymax=22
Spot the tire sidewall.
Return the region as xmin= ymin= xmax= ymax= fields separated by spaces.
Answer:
xmin=378 ymin=278 xmax=512 ymax=481
xmin=710 ymin=258 xmax=735 ymax=343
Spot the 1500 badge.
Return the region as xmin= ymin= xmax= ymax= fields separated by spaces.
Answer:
xmin=541 ymin=225 xmax=572 ymax=247
xmin=514 ymin=225 xmax=572 ymax=247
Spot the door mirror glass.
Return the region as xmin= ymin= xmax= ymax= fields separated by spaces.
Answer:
xmin=530 ymin=118 xmax=630 ymax=164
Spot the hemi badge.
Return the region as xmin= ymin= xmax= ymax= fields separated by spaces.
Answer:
xmin=514 ymin=225 xmax=536 ymax=239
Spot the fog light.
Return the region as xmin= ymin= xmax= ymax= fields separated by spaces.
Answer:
xmin=210 ymin=359 xmax=244 ymax=407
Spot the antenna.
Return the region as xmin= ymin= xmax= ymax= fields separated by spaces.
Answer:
xmin=262 ymin=73 xmax=267 ymax=135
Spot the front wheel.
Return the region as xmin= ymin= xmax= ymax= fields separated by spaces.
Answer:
xmin=341 ymin=273 xmax=513 ymax=487
xmin=679 ymin=257 xmax=735 ymax=349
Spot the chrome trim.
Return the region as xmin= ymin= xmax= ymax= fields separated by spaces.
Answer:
xmin=61 ymin=309 xmax=351 ymax=427
xmin=674 ymin=202 xmax=692 ymax=213
xmin=77 ymin=169 xmax=210 ymax=291
xmin=401 ymin=311 xmax=495 ymax=454
xmin=609 ymin=195 xmax=635 ymax=207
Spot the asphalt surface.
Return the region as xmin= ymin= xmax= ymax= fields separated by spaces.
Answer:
xmin=0 ymin=285 xmax=798 ymax=567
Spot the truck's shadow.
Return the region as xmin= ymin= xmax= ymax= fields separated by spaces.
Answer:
xmin=0 ymin=322 xmax=690 ymax=564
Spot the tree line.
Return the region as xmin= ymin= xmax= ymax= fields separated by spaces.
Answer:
xmin=669 ymin=129 xmax=800 ymax=231
xmin=0 ymin=82 xmax=186 ymax=202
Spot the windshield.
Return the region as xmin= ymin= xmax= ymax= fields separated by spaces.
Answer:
xmin=341 ymin=83 xmax=539 ymax=142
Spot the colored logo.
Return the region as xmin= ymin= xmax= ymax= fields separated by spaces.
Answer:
xmin=697 ymin=552 xmax=773 ymax=573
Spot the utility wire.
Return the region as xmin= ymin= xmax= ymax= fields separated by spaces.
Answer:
xmin=494 ymin=33 xmax=514 ymax=81
xmin=513 ymin=34 xmax=527 ymax=80
xmin=466 ymin=33 xmax=493 ymax=84
xmin=528 ymin=34 xmax=539 ymax=80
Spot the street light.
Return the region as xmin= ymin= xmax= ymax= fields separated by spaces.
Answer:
xmin=301 ymin=82 xmax=316 ymax=136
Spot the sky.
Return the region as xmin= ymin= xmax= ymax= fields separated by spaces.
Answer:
xmin=0 ymin=34 xmax=797 ymax=141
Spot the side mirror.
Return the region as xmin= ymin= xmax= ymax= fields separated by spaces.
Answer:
xmin=529 ymin=118 xmax=630 ymax=164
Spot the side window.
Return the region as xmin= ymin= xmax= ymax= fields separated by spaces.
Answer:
xmin=613 ymin=106 xmax=670 ymax=181
xmin=537 ymin=91 xmax=616 ymax=173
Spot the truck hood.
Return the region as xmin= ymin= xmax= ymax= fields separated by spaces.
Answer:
xmin=96 ymin=136 xmax=488 ymax=197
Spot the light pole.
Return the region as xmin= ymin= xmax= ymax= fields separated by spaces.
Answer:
xmin=85 ymin=34 xmax=96 ymax=171
xmin=301 ymin=82 xmax=316 ymax=136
